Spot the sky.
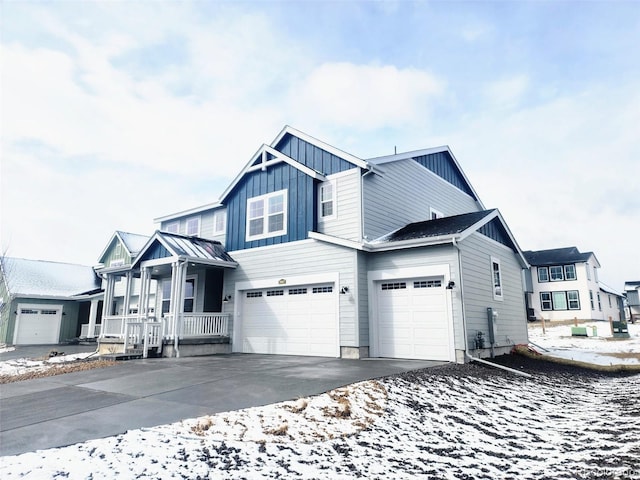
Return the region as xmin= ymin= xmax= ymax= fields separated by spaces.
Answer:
xmin=1 ymin=0 xmax=638 ymax=291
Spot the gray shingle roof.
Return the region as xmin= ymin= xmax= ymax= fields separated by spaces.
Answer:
xmin=523 ymin=247 xmax=594 ymax=266
xmin=1 ymin=257 xmax=100 ymax=298
xmin=374 ymin=210 xmax=495 ymax=243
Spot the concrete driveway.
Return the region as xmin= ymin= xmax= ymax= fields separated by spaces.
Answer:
xmin=0 ymin=350 xmax=442 ymax=456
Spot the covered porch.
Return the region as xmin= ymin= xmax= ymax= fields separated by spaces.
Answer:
xmin=96 ymin=231 xmax=237 ymax=358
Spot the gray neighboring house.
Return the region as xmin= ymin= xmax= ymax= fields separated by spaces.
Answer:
xmin=0 ymin=257 xmax=101 ymax=345
xmin=98 ymin=126 xmax=530 ymax=363
xmin=624 ymin=281 xmax=640 ymax=322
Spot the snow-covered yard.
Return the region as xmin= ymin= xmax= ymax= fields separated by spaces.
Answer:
xmin=1 ymin=323 xmax=639 ymax=479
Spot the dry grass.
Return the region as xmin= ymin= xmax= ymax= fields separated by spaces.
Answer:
xmin=283 ymin=398 xmax=309 ymax=413
xmin=0 ymin=359 xmax=117 ymax=384
xmin=264 ymin=423 xmax=289 ymax=436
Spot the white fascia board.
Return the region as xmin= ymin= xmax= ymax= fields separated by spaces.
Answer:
xmin=96 ymin=232 xmax=119 ymax=265
xmin=95 ymin=264 xmax=133 ymax=276
xmin=308 ymin=232 xmax=366 ymax=251
xmin=154 ymin=202 xmax=223 ymax=224
xmin=272 ymin=125 xmax=371 ymax=170
xmin=366 ymin=235 xmax=460 ymax=252
xmin=178 ymin=256 xmax=238 ymax=269
xmin=263 ymin=146 xmax=327 ymax=181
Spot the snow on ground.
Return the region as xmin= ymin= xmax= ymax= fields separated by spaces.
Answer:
xmin=2 ymin=365 xmax=639 ymax=479
xmin=528 ymin=320 xmax=640 ymax=366
xmin=0 ymin=351 xmax=97 ymax=376
xmin=0 ymin=345 xmax=16 ymax=354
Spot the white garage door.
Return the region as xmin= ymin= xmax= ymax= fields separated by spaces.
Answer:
xmin=375 ymin=277 xmax=451 ymax=361
xmin=14 ymin=304 xmax=63 ymax=345
xmin=240 ymin=283 xmax=338 ymax=357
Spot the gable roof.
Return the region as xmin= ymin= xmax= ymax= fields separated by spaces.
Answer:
xmin=97 ymin=231 xmax=150 ymax=265
xmin=523 ymin=247 xmax=600 ymax=267
xmin=1 ymin=257 xmax=101 ymax=299
xmin=367 ymin=146 xmax=484 ymax=206
xmin=133 ymin=231 xmax=237 ymax=268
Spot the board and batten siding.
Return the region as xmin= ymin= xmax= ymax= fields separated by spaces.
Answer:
xmin=2 ymin=298 xmax=80 ymax=344
xmin=318 ymin=169 xmax=362 ymax=242
xmin=365 ymin=244 xmax=463 ymax=350
xmin=225 ymin=163 xmax=315 ymax=251
xmin=459 ymin=232 xmax=528 ymax=349
xmin=363 ymin=159 xmax=481 ymax=240
xmin=275 ymin=134 xmax=356 ymax=175
xmin=223 ymin=240 xmax=359 ymax=346
xmin=102 ymin=241 xmax=132 ymax=267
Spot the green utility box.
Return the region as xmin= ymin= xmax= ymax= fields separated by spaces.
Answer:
xmin=611 ymin=321 xmax=630 ymax=339
xmin=571 ymin=327 xmax=588 ymax=337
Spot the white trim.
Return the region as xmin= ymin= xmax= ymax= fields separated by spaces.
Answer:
xmin=154 ymin=202 xmax=222 ymax=224
xmin=309 ymin=232 xmax=366 ymax=251
xmin=245 ymin=189 xmax=288 ymax=241
xmin=318 ymin=180 xmax=337 ymax=220
xmin=491 ymin=256 xmax=504 ymax=301
xmin=367 ymin=264 xmax=454 ymax=362
xmin=233 ymin=272 xmax=340 ymax=357
xmin=228 ymin=238 xmax=314 ymax=256
xmin=13 ymin=303 xmax=63 ymax=345
xmin=212 ymin=210 xmax=226 ymax=235
xmin=429 ymin=207 xmax=444 ymax=220
xmin=185 ymin=216 xmax=201 ymax=237
xmin=164 ymin=221 xmax=179 ymax=234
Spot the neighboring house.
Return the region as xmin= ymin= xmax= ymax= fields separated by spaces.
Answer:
xmin=624 ymin=281 xmax=640 ymax=322
xmin=0 ymin=257 xmax=101 ymax=345
xmin=98 ymin=126 xmax=530 ymax=363
xmin=599 ymin=284 xmax=625 ymax=323
xmin=88 ymin=231 xmax=153 ymax=339
xmin=523 ymin=247 xmax=620 ymax=322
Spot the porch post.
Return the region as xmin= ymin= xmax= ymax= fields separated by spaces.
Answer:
xmin=169 ymin=261 xmax=179 ymax=340
xmin=123 ymin=271 xmax=133 ymax=318
xmin=87 ymin=298 xmax=100 ymax=338
xmin=172 ymin=261 xmax=187 ymax=357
xmin=141 ymin=266 xmax=152 ymax=317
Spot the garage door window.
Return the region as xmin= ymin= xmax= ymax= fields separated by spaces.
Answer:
xmin=266 ymin=289 xmax=284 ymax=297
xmin=246 ymin=291 xmax=262 ymax=298
xmin=381 ymin=282 xmax=406 ymax=290
xmin=20 ymin=309 xmax=39 ymax=314
xmin=414 ymin=280 xmax=442 ymax=288
xmin=288 ymin=288 xmax=307 ymax=295
xmin=312 ymin=286 xmax=333 ymax=293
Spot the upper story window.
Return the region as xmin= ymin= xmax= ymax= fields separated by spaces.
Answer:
xmin=549 ymin=266 xmax=564 ymax=281
xmin=564 ymin=265 xmax=576 ymax=280
xmin=586 ymin=262 xmax=591 ymax=280
xmin=213 ymin=210 xmax=226 ymax=235
xmin=538 ymin=267 xmax=549 ymax=282
xmin=186 ymin=217 xmax=200 ymax=236
xmin=165 ymin=221 xmax=179 ymax=234
xmin=429 ymin=207 xmax=444 ymax=220
xmin=319 ymin=182 xmax=335 ymax=219
xmin=491 ymin=257 xmax=503 ymax=300
xmin=246 ymin=190 xmax=287 ymax=241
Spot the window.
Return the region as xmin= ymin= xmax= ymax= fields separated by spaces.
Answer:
xmin=246 ymin=190 xmax=287 ymax=241
xmin=266 ymin=289 xmax=284 ymax=297
xmin=165 ymin=222 xmax=179 ymax=234
xmin=586 ymin=263 xmax=591 ymax=280
xmin=312 ymin=286 xmax=333 ymax=294
xmin=429 ymin=207 xmax=444 ymax=220
xmin=319 ymin=182 xmax=335 ymax=218
xmin=567 ymin=291 xmax=580 ymax=310
xmin=564 ymin=265 xmax=576 ymax=280
xmin=597 ymin=292 xmax=601 ymax=311
xmin=213 ymin=210 xmax=226 ymax=235
xmin=608 ymin=295 xmax=612 ymax=308
xmin=540 ymin=292 xmax=552 ymax=310
xmin=186 ymin=217 xmax=200 ymax=236
xmin=550 ymin=266 xmax=564 ymax=281
xmin=537 ymin=267 xmax=549 ymax=283
xmin=288 ymin=288 xmax=307 ymax=295
xmin=589 ymin=290 xmax=594 ymax=310
xmin=246 ymin=291 xmax=262 ymax=298
xmin=381 ymin=282 xmax=406 ymax=290
xmin=491 ymin=257 xmax=503 ymax=300
xmin=414 ymin=280 xmax=442 ymax=288
xmin=161 ymin=277 xmax=196 ymax=314
xmin=541 ymin=291 xmax=580 ymax=310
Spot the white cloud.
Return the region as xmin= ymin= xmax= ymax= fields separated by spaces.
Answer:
xmin=483 ymin=75 xmax=530 ymax=109
xmin=290 ymin=63 xmax=444 ymax=130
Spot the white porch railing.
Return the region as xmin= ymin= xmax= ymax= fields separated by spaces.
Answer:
xmin=80 ymin=323 xmax=101 ymax=338
xmin=101 ymin=315 xmax=141 ymax=336
xmin=163 ymin=313 xmax=230 ymax=338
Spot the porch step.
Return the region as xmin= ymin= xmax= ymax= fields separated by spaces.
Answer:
xmin=101 ymin=348 xmax=144 ymax=361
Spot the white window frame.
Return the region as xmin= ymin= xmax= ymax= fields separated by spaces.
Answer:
xmin=549 ymin=265 xmax=564 ymax=281
xmin=540 ymin=292 xmax=552 ymax=310
xmin=429 ymin=207 xmax=444 ymax=220
xmin=186 ymin=216 xmax=201 ymax=236
xmin=586 ymin=262 xmax=591 ymax=281
xmin=491 ymin=256 xmax=503 ymax=301
xmin=567 ymin=290 xmax=581 ymax=310
xmin=564 ymin=264 xmax=576 ymax=281
xmin=319 ymin=181 xmax=336 ymax=220
xmin=213 ymin=210 xmax=226 ymax=235
xmin=246 ymin=189 xmax=287 ymax=241
xmin=165 ymin=221 xmax=179 ymax=234
xmin=537 ymin=267 xmax=549 ymax=283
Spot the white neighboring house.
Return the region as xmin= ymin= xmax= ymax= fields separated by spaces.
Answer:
xmin=524 ymin=246 xmax=621 ymax=322
xmin=624 ymin=281 xmax=640 ymax=322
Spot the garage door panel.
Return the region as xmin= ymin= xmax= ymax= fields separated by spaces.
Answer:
xmin=241 ymin=283 xmax=337 ymax=357
xmin=15 ymin=305 xmax=62 ymax=345
xmin=375 ymin=277 xmax=451 ymax=361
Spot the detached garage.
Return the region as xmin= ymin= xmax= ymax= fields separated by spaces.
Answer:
xmin=0 ymin=257 xmax=102 ymax=346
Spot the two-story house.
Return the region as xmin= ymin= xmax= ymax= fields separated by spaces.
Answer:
xmin=624 ymin=281 xmax=640 ymax=322
xmin=97 ymin=126 xmax=530 ymax=363
xmin=524 ymin=246 xmax=622 ymax=322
